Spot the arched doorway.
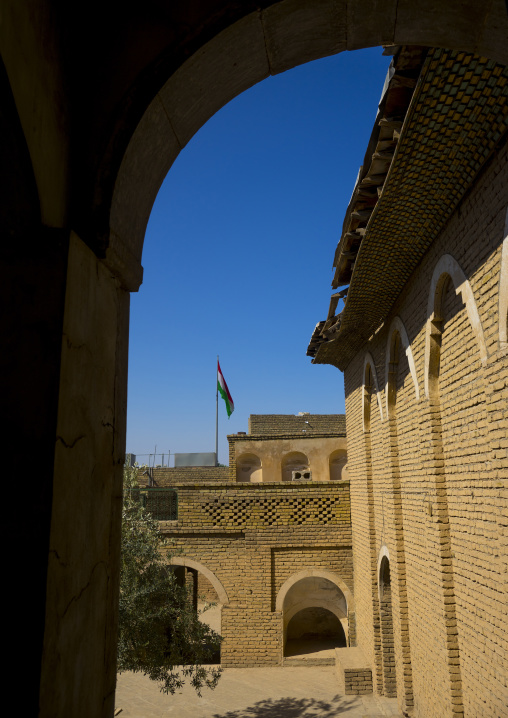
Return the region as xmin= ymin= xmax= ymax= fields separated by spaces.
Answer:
xmin=378 ymin=552 xmax=396 ymax=698
xmin=169 ymin=557 xmax=229 ymax=664
xmin=276 ymin=570 xmax=353 ymax=662
xmin=286 ymin=607 xmax=347 ymax=657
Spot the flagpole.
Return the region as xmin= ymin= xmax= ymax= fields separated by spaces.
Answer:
xmin=215 ymin=355 xmax=219 ymax=466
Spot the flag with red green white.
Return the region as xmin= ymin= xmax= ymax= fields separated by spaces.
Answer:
xmin=217 ymin=360 xmax=234 ymax=418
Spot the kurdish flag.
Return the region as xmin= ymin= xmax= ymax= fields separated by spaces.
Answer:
xmin=217 ymin=360 xmax=234 ymax=418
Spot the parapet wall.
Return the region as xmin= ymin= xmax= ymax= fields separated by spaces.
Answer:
xmin=248 ymin=414 xmax=346 ymax=435
xmin=136 ymin=465 xmax=233 ymax=486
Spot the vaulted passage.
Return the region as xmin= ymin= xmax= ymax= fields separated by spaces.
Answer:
xmin=282 ymin=575 xmax=349 ymax=662
xmin=285 ymin=607 xmax=347 ymax=658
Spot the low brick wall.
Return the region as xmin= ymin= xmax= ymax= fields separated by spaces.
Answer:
xmin=335 ymin=647 xmax=373 ymax=695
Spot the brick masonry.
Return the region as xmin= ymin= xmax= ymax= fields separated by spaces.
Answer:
xmin=342 ymin=132 xmax=508 ymax=717
xmin=160 ymin=480 xmax=354 ymax=667
xmin=248 ymin=414 xmax=346 ymax=435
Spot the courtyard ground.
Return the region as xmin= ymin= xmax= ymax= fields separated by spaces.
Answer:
xmin=115 ymin=666 xmax=402 ymax=717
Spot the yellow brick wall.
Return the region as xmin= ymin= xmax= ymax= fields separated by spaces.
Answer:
xmin=160 ymin=481 xmax=354 ymax=667
xmin=345 ymin=138 xmax=508 ymax=717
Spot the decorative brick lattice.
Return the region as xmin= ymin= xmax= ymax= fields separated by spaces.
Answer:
xmin=202 ymin=494 xmax=344 ymax=527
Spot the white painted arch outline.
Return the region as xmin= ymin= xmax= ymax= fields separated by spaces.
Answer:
xmin=424 ymin=254 xmax=487 ymax=398
xmin=169 ymin=556 xmax=229 ymax=605
xmin=275 ymin=568 xmax=354 ymax=614
xmin=385 ymin=316 xmax=420 ymax=417
xmin=498 ymin=207 xmax=508 ymax=349
xmin=362 ymin=351 xmax=384 ymax=432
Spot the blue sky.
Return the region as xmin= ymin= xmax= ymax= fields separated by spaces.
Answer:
xmin=126 ymin=47 xmax=391 ymax=466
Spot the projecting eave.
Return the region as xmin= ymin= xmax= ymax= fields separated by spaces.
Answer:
xmin=311 ymin=48 xmax=508 ymax=371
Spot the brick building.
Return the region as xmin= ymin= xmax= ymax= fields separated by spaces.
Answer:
xmin=137 ymin=414 xmax=353 ymax=667
xmin=309 ymin=47 xmax=508 ymax=717
xmin=4 ymin=5 xmax=508 ymax=715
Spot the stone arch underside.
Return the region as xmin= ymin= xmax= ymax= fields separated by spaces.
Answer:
xmin=169 ymin=556 xmax=229 ymax=605
xmin=7 ymin=3 xmax=508 ymax=717
xmin=276 ymin=568 xmax=354 ymax=614
xmin=108 ymin=1 xmax=508 ymax=281
xmin=279 ymin=574 xmax=350 ymax=656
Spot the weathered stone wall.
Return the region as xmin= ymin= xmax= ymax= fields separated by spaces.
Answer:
xmin=344 ymin=137 xmax=508 ymax=718
xmin=136 ymin=465 xmax=233 ymax=486
xmin=230 ymin=434 xmax=347 ymax=483
xmin=249 ymin=414 xmax=346 ymax=435
xmin=161 ymin=480 xmax=354 ymax=667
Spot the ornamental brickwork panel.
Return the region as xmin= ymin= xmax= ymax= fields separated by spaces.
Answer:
xmin=201 ymin=492 xmax=348 ymax=528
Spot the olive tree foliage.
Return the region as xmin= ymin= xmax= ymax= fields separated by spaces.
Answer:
xmin=117 ymin=466 xmax=222 ymax=694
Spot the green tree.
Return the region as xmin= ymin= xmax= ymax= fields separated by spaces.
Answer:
xmin=117 ymin=466 xmax=221 ymax=694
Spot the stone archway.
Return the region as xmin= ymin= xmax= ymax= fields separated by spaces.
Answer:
xmin=329 ymin=449 xmax=348 ymax=481
xmin=108 ymin=2 xmax=508 ymax=285
xmin=169 ymin=556 xmax=229 ymax=606
xmin=169 ymin=557 xmax=228 ymax=664
xmin=5 ymin=3 xmax=508 ymax=715
xmin=276 ymin=569 xmax=354 ymax=659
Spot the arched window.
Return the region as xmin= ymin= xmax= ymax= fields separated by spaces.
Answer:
xmin=329 ymin=449 xmax=348 ymax=481
xmin=236 ymin=453 xmax=262 ymax=482
xmin=281 ymin=452 xmax=310 ymax=482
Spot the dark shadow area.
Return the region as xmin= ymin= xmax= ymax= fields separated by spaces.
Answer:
xmin=285 ymin=608 xmax=347 ymax=658
xmin=212 ymin=694 xmax=365 ymax=718
xmin=285 ymin=636 xmax=345 ymax=658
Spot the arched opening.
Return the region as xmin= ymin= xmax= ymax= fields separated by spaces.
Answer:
xmin=329 ymin=449 xmax=348 ymax=481
xmin=169 ymin=557 xmax=229 ymax=664
xmin=378 ymin=554 xmax=396 ymax=698
xmin=281 ymin=451 xmax=310 ymax=482
xmin=4 ymin=4 xmax=508 ymax=715
xmin=384 ymin=318 xmax=415 ymax=710
xmin=286 ymin=607 xmax=347 ymax=658
xmin=236 ymin=453 xmax=262 ymax=483
xmin=278 ymin=573 xmax=351 ymax=661
xmin=363 ymin=358 xmax=383 ymax=691
xmin=422 ymin=253 xmax=487 ymax=715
